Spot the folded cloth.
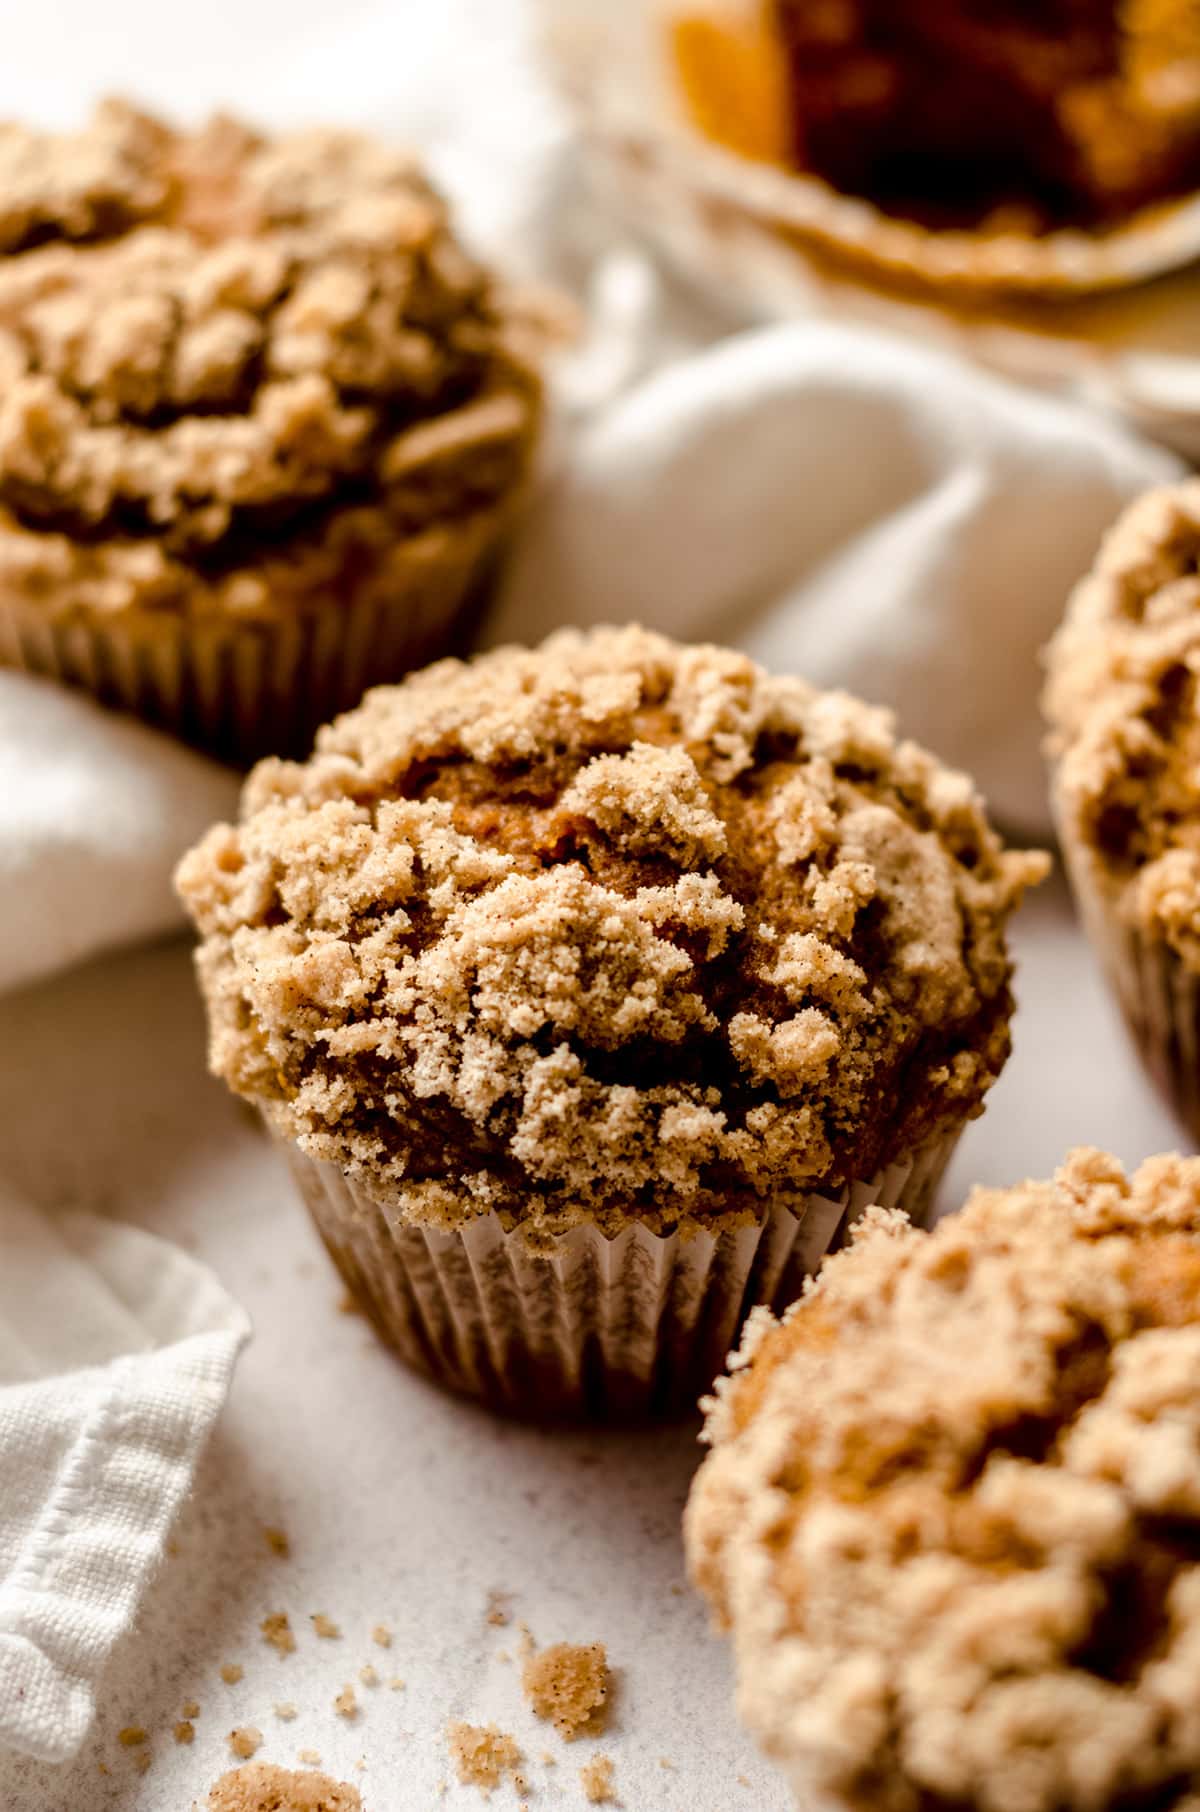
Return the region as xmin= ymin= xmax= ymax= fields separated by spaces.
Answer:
xmin=489 ymin=319 xmax=1180 ymax=829
xmin=0 ymin=1191 xmax=249 ymax=1761
xmin=0 ymin=675 xmax=238 ymax=997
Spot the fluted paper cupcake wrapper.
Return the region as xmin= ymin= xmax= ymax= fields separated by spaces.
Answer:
xmin=0 ymin=510 xmax=501 ymax=766
xmin=1057 ymin=803 xmax=1200 ymax=1141
xmin=283 ymin=1130 xmax=958 ymax=1421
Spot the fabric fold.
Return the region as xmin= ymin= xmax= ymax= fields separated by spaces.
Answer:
xmin=0 ymin=1194 xmax=250 ymax=1762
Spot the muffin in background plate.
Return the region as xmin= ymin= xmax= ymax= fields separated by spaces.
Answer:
xmin=176 ymin=624 xmax=1046 ymax=1419
xmin=677 ymin=0 xmax=1200 ymax=232
xmin=686 ymin=1146 xmax=1200 ymax=1812
xmin=1045 ymin=479 xmax=1200 ymax=1141
xmin=0 ymin=101 xmax=544 ymax=764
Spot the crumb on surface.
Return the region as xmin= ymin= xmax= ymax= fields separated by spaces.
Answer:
xmin=521 ymin=1641 xmax=610 ymax=1740
xmin=358 ymin=1664 xmax=378 ymax=1688
xmin=333 ymin=1683 xmax=358 ymax=1720
xmin=134 ymin=1750 xmax=152 ymax=1775
xmin=207 ymin=1760 xmax=361 ymax=1810
xmin=118 ymin=1726 xmax=147 ymax=1747
xmin=262 ymin=1612 xmax=297 ymax=1655
xmin=371 ymin=1623 xmax=391 ymax=1648
xmin=446 ymin=1720 xmax=523 ymax=1793
xmin=221 ymin=1662 xmax=245 ymax=1684
xmin=580 ymin=1755 xmax=616 ymax=1804
xmin=485 ymin=1589 xmax=511 ymax=1628
xmin=275 ymin=1703 xmax=298 ymax=1721
xmin=312 ymin=1613 xmax=341 ymax=1640
xmin=298 ymin=1750 xmax=322 ymax=1767
xmin=183 ymin=1699 xmax=201 ymax=1719
xmin=174 ymin=1720 xmax=195 ymax=1745
xmin=263 ymin=1526 xmax=290 ymax=1558
xmin=229 ymin=1726 xmax=263 ymax=1760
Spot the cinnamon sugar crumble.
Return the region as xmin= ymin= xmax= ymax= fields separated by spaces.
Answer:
xmin=446 ymin=1721 xmax=523 ymax=1794
xmin=220 ymin=1662 xmax=244 ymax=1684
xmin=1046 ymin=479 xmax=1200 ymax=966
xmin=174 ymin=1720 xmax=195 ymax=1745
xmin=311 ymin=1613 xmax=341 ymax=1640
xmin=182 ymin=1701 xmax=201 ymax=1720
xmin=333 ymin=1684 xmax=358 ymax=1720
xmin=370 ymin=1622 xmax=392 ymax=1648
xmin=178 ymin=626 xmax=1044 ymax=1236
xmin=521 ymin=1641 xmax=610 ymax=1739
xmin=207 ymin=1761 xmax=361 ymax=1811
xmin=579 ymin=1755 xmax=616 ymax=1804
xmin=686 ymin=1147 xmax=1200 ymax=1812
xmin=228 ymin=1727 xmax=263 ymax=1760
xmin=262 ymin=1612 xmax=297 ymax=1656
xmin=0 ymin=99 xmax=540 ymax=626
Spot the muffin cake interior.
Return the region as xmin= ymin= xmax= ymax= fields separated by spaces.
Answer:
xmin=687 ymin=1148 xmax=1200 ymax=1812
xmin=177 ymin=625 xmax=1044 ymax=1237
xmin=0 ymin=99 xmax=539 ymax=620
xmin=673 ymin=0 xmax=1200 ymax=231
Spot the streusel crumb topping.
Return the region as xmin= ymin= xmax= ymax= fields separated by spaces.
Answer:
xmin=1045 ymin=479 xmax=1200 ymax=965
xmin=177 ymin=626 xmax=1046 ymax=1235
xmin=207 ymin=1761 xmax=361 ymax=1811
xmin=686 ymin=1147 xmax=1200 ymax=1812
xmin=0 ymin=99 xmax=539 ymax=621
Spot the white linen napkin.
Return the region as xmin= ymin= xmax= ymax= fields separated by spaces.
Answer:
xmin=0 ymin=1192 xmax=249 ymax=1762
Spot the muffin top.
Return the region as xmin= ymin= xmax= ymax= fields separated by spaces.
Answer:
xmin=0 ymin=100 xmax=540 ymax=620
xmin=686 ymin=1147 xmax=1200 ymax=1812
xmin=1045 ymin=479 xmax=1200 ymax=968
xmin=178 ymin=626 xmax=1044 ymax=1235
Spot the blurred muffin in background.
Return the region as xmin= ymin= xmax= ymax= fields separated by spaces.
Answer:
xmin=177 ymin=624 xmax=1046 ymax=1419
xmin=0 ymin=101 xmax=544 ymax=763
xmin=676 ymin=0 xmax=1200 ymax=231
xmin=686 ymin=1146 xmax=1200 ymax=1812
xmin=663 ymin=0 xmax=1200 ymax=291
xmin=1045 ymin=478 xmax=1200 ymax=1143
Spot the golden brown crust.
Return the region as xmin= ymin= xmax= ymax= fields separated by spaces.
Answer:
xmin=1045 ymin=480 xmax=1200 ymax=968
xmin=177 ymin=626 xmax=1045 ymax=1236
xmin=686 ymin=1147 xmax=1200 ymax=1812
xmin=0 ymin=100 xmax=540 ymax=623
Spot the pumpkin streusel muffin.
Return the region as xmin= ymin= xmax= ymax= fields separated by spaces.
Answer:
xmin=176 ymin=624 xmax=1046 ymax=1417
xmin=686 ymin=1147 xmax=1200 ymax=1812
xmin=1045 ymin=479 xmax=1200 ymax=1141
xmin=0 ymin=100 xmax=543 ymax=763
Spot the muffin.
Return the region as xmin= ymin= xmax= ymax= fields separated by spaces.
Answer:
xmin=664 ymin=0 xmax=1200 ymax=292
xmin=176 ymin=624 xmax=1046 ymax=1418
xmin=686 ymin=1146 xmax=1200 ymax=1812
xmin=0 ymin=100 xmax=543 ymax=763
xmin=1045 ymin=480 xmax=1200 ymax=1141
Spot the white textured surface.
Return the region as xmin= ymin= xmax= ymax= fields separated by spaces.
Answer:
xmin=0 ymin=871 xmax=1180 ymax=1811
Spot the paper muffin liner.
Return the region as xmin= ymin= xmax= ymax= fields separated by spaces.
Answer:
xmin=282 ymin=1128 xmax=959 ymax=1421
xmin=1056 ymin=794 xmax=1200 ymax=1140
xmin=0 ymin=508 xmax=503 ymax=767
xmin=541 ymin=0 xmax=1200 ymax=301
